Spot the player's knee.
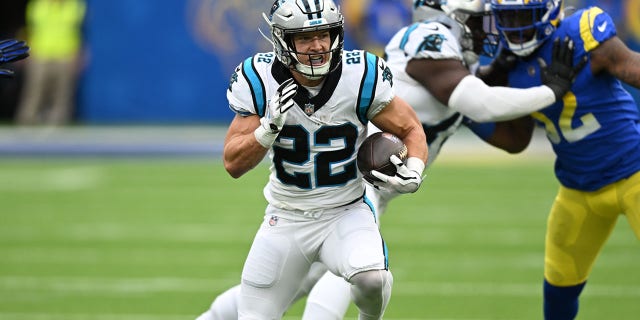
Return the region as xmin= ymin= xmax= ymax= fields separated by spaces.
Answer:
xmin=349 ymin=269 xmax=392 ymax=298
xmin=545 ymin=261 xmax=589 ymax=287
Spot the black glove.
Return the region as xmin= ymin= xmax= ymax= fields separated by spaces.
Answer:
xmin=477 ymin=48 xmax=516 ymax=86
xmin=491 ymin=48 xmax=518 ymax=73
xmin=0 ymin=39 xmax=30 ymax=78
xmin=538 ymin=37 xmax=587 ymax=100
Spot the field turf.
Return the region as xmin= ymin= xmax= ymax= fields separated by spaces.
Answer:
xmin=0 ymin=157 xmax=638 ymax=319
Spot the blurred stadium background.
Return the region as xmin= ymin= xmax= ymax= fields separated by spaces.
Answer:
xmin=0 ymin=0 xmax=639 ymax=319
xmin=0 ymin=0 xmax=637 ymax=123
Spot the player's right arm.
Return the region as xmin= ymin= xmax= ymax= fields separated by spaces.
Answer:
xmin=222 ymin=56 xmax=298 ymax=179
xmin=223 ymin=114 xmax=269 ymax=179
xmin=223 ymin=58 xmax=271 ymax=179
xmin=223 ymin=77 xmax=297 ymax=179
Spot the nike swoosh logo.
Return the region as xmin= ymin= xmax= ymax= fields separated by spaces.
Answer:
xmin=597 ymin=21 xmax=607 ymax=32
xmin=425 ymin=25 xmax=439 ymax=31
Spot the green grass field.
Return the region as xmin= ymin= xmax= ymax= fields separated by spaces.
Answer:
xmin=0 ymin=157 xmax=638 ymax=319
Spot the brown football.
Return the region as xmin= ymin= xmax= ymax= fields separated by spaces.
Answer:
xmin=357 ymin=132 xmax=408 ymax=183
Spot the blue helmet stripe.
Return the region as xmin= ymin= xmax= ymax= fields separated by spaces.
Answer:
xmin=241 ymin=57 xmax=266 ymax=117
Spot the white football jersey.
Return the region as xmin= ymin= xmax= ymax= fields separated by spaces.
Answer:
xmin=227 ymin=50 xmax=395 ymax=211
xmin=384 ymin=16 xmax=472 ymax=166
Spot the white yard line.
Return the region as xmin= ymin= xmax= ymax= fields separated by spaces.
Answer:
xmin=0 ymin=276 xmax=638 ymax=297
xmin=0 ymin=166 xmax=105 ymax=191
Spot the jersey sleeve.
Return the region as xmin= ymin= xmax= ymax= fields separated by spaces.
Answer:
xmin=226 ymin=56 xmax=268 ymax=117
xmin=365 ymin=52 xmax=395 ymax=120
xmin=400 ymin=21 xmax=463 ymax=61
xmin=577 ymin=6 xmax=617 ymax=52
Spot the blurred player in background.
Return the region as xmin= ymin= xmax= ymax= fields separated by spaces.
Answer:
xmin=197 ymin=0 xmax=580 ymax=318
xmin=211 ymin=0 xmax=427 ymax=318
xmin=341 ymin=0 xmax=411 ymax=57
xmin=485 ymin=0 xmax=640 ymax=319
xmin=15 ymin=0 xmax=86 ymax=126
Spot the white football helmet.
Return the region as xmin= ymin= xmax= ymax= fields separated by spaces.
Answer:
xmin=490 ymin=0 xmax=563 ymax=57
xmin=263 ymin=0 xmax=344 ymax=80
xmin=413 ymin=0 xmax=499 ymax=59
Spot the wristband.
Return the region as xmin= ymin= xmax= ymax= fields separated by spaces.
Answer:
xmin=406 ymin=157 xmax=425 ymax=176
xmin=254 ymin=125 xmax=278 ymax=148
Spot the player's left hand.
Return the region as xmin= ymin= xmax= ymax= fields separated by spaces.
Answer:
xmin=538 ymin=37 xmax=587 ymax=100
xmin=371 ymin=155 xmax=424 ymax=194
xmin=0 ymin=39 xmax=30 ymax=78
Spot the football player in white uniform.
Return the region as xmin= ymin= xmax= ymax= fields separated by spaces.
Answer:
xmin=197 ymin=0 xmax=578 ymax=319
xmin=209 ymin=0 xmax=427 ymax=319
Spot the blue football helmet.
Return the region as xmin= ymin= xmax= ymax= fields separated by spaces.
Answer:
xmin=490 ymin=0 xmax=563 ymax=57
xmin=263 ymin=0 xmax=344 ymax=80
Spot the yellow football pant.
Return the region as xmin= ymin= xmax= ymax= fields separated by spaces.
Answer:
xmin=544 ymin=170 xmax=640 ymax=286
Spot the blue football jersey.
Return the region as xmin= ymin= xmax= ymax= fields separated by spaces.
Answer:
xmin=507 ymin=6 xmax=640 ymax=191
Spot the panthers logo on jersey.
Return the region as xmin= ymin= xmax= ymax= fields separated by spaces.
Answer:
xmin=379 ymin=62 xmax=393 ymax=86
xmin=417 ymin=34 xmax=446 ymax=53
xmin=228 ymin=68 xmax=239 ymax=92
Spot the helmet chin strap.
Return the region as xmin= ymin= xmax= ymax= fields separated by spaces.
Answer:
xmin=462 ymin=50 xmax=478 ymax=66
xmin=453 ymin=19 xmax=479 ymax=66
xmin=294 ymin=52 xmax=332 ymax=80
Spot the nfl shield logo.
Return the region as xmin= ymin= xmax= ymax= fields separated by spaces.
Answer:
xmin=304 ymin=103 xmax=315 ymax=116
xmin=268 ymin=215 xmax=279 ymax=226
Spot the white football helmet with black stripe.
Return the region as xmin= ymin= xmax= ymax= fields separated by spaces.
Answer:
xmin=413 ymin=0 xmax=498 ymax=59
xmin=263 ymin=0 xmax=344 ymax=80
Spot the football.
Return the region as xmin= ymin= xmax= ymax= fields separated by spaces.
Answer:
xmin=357 ymin=132 xmax=408 ymax=183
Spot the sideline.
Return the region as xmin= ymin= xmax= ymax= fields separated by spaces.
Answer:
xmin=0 ymin=125 xmax=553 ymax=160
xmin=0 ymin=125 xmax=227 ymax=157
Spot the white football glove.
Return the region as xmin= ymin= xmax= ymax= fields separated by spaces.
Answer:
xmin=371 ymin=155 xmax=425 ymax=194
xmin=254 ymin=78 xmax=298 ymax=148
